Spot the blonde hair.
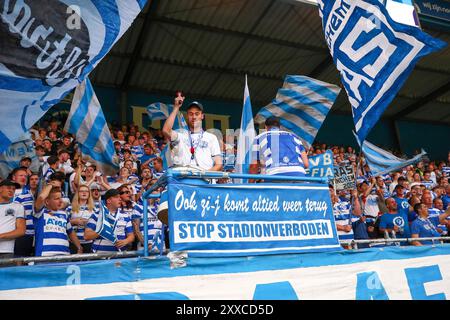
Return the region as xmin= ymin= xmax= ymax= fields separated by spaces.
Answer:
xmin=71 ymin=184 xmax=95 ymax=213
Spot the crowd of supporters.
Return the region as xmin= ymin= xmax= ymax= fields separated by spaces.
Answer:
xmin=0 ymin=116 xmax=449 ymax=262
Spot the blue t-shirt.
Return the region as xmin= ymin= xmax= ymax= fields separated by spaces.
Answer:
xmin=394 ymin=197 xmax=410 ymax=218
xmin=411 ymin=217 xmax=440 ymax=245
xmin=379 ymin=212 xmax=411 ymax=238
xmin=140 ymin=154 xmax=157 ymax=167
xmin=443 ymin=195 xmax=450 ymax=210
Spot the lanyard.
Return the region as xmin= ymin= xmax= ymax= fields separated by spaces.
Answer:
xmin=188 ymin=129 xmax=204 ymax=160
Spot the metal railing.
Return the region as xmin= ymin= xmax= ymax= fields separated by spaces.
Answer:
xmin=0 ymin=250 xmax=142 ymax=266
xmin=1 ymin=238 xmax=449 ymax=266
xmin=340 ymin=237 xmax=450 ymax=249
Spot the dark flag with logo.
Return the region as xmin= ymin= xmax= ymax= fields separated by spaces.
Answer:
xmin=0 ymin=0 xmax=147 ymax=152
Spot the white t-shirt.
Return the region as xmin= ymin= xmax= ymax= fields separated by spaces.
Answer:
xmin=0 ymin=202 xmax=25 ymax=253
xmin=363 ymin=194 xmax=380 ymax=219
xmin=59 ymin=159 xmax=74 ymax=175
xmin=170 ymin=130 xmax=221 ymax=170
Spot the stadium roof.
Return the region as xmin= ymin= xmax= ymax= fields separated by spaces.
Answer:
xmin=90 ymin=0 xmax=450 ymax=125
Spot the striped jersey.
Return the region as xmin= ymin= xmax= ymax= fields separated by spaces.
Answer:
xmin=152 ymin=170 xmax=165 ymax=180
xmin=131 ymin=145 xmax=144 ymax=160
xmin=333 ymin=200 xmax=359 ymax=240
xmin=67 ymin=205 xmax=96 ymax=244
xmin=14 ymin=189 xmax=35 ymax=236
xmin=43 ymin=167 xmax=55 ymax=183
xmin=86 ymin=208 xmax=133 ymax=253
xmin=442 ymin=167 xmax=450 ymax=177
xmin=132 ymin=202 xmax=163 ymax=245
xmin=422 ymin=180 xmax=435 ymax=190
xmin=252 ymin=128 xmax=307 ymax=176
xmin=34 ymin=208 xmax=73 ymax=257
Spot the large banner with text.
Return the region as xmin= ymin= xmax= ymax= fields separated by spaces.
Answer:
xmin=167 ymin=182 xmax=341 ymax=256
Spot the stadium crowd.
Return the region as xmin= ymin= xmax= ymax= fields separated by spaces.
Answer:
xmin=0 ymin=113 xmax=449 ymax=261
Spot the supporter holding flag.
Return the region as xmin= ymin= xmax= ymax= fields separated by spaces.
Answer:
xmin=33 ymin=185 xmax=82 ymax=257
xmin=84 ymin=189 xmax=134 ymax=253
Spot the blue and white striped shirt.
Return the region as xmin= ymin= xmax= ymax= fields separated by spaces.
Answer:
xmin=253 ymin=128 xmax=307 ymax=176
xmin=132 ymin=202 xmax=162 ymax=245
xmin=34 ymin=208 xmax=73 ymax=257
xmin=14 ymin=189 xmax=35 ymax=236
xmin=43 ymin=168 xmax=55 ymax=183
xmin=86 ymin=209 xmax=133 ymax=253
xmin=67 ymin=205 xmax=96 ymax=244
xmin=131 ymin=145 xmax=144 ymax=160
xmin=333 ymin=200 xmax=359 ymax=240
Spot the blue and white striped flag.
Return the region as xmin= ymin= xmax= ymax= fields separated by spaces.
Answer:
xmin=235 ymin=75 xmax=256 ymax=182
xmin=318 ymin=0 xmax=446 ymax=144
xmin=147 ymin=102 xmax=188 ymax=169
xmin=255 ymin=75 xmax=340 ymax=148
xmin=96 ymin=201 xmax=118 ymax=244
xmin=64 ymin=79 xmax=119 ymax=175
xmin=0 ymin=0 xmax=147 ymax=154
xmin=360 ymin=137 xmax=427 ymax=177
xmin=147 ymin=103 xmax=171 ymax=120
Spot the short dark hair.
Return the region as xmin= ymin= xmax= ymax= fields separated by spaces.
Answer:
xmin=265 ymin=116 xmax=280 ymax=128
xmin=11 ymin=167 xmax=28 ymax=177
xmin=47 ymin=155 xmax=59 ymax=166
xmin=49 ymin=171 xmax=66 ymax=182
xmin=414 ymin=202 xmax=424 ymax=213
xmin=58 ymin=149 xmax=69 ymax=156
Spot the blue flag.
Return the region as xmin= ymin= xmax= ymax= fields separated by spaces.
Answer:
xmin=96 ymin=201 xmax=118 ymax=244
xmin=0 ymin=0 xmax=147 ymax=153
xmin=255 ymin=75 xmax=340 ymax=148
xmin=361 ymin=138 xmax=427 ymax=177
xmin=318 ymin=0 xmax=446 ymax=143
xmin=235 ymin=75 xmax=256 ymax=182
xmin=64 ymin=79 xmax=119 ymax=176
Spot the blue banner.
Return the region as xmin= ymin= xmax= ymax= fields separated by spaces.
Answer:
xmin=415 ymin=0 xmax=450 ymax=28
xmin=167 ymin=182 xmax=341 ymax=256
xmin=306 ymin=150 xmax=335 ymax=178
